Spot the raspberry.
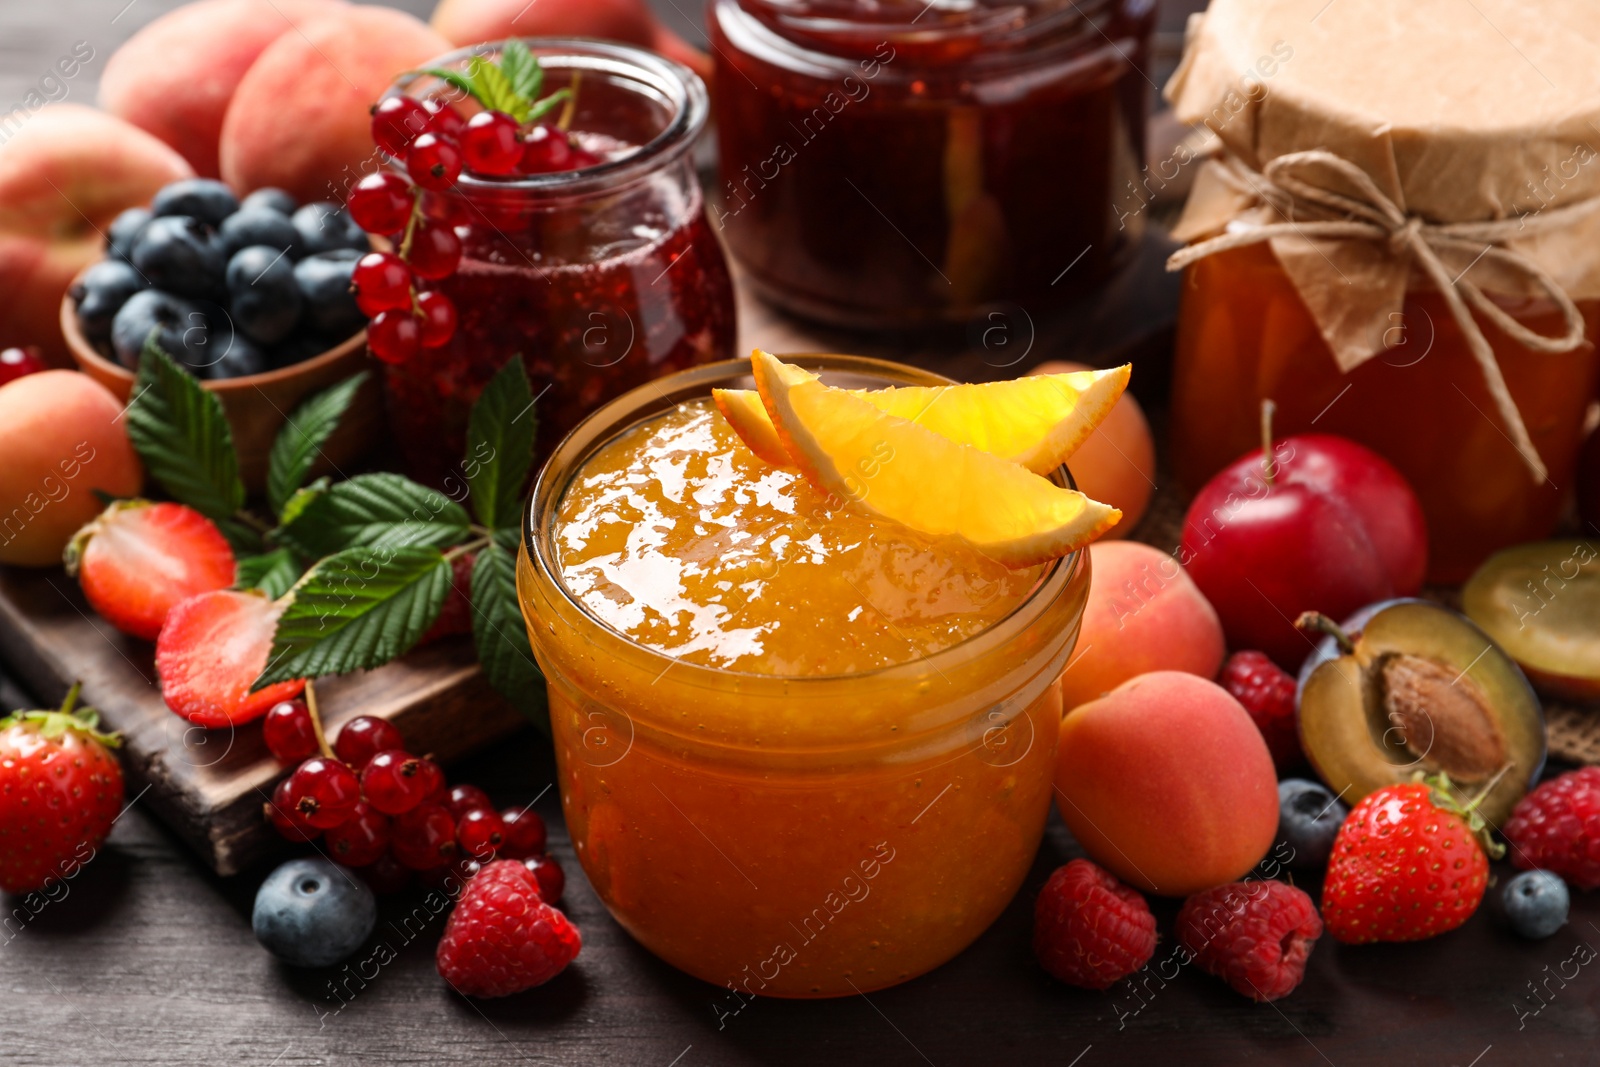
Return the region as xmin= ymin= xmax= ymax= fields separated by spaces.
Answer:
xmin=437 ymin=860 xmax=582 ymax=997
xmin=1032 ymin=859 xmax=1156 ymax=989
xmin=1505 ymin=767 xmax=1600 ymax=889
xmin=1177 ymin=881 xmax=1321 ymax=1002
xmin=1219 ymin=650 xmax=1302 ymax=772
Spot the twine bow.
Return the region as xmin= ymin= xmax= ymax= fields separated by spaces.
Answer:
xmin=1167 ymin=150 xmax=1593 ymax=483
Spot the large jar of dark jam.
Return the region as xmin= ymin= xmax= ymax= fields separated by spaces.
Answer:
xmin=385 ymin=41 xmax=736 ymax=486
xmin=709 ymin=0 xmax=1155 ymax=330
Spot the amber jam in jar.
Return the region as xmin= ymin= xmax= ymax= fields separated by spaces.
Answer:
xmin=709 ymin=0 xmax=1155 ymax=329
xmin=384 ymin=42 xmax=736 ymax=486
xmin=519 ymin=356 xmax=1089 ymax=997
xmin=1171 ymin=243 xmax=1600 ymax=583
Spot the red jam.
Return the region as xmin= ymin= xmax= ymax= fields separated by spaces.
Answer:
xmin=710 ymin=0 xmax=1156 ymax=329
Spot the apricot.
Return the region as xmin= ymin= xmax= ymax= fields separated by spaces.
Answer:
xmin=0 ymin=105 xmax=192 ymax=365
xmin=1056 ymin=541 xmax=1226 ymax=711
xmin=100 ymin=0 xmax=343 ymax=177
xmin=1055 ymin=671 xmax=1279 ymax=896
xmin=219 ymin=7 xmax=452 ymax=203
xmin=0 ymin=371 xmax=142 ymax=567
xmin=431 ymin=0 xmax=713 ymax=81
xmin=1029 ymin=360 xmax=1155 ymax=537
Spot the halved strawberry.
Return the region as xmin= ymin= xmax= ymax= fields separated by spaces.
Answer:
xmin=65 ymin=501 xmax=236 ymax=640
xmin=155 ymin=590 xmax=304 ymax=727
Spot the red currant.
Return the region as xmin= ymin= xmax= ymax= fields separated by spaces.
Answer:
xmin=266 ymin=777 xmax=318 ymax=842
xmin=461 ymin=110 xmax=523 ymax=177
xmin=371 ymin=95 xmax=430 ymax=157
xmin=367 ymin=308 xmax=421 ymax=364
xmin=287 ymin=756 xmax=361 ymax=829
xmin=519 ymin=123 xmax=573 ymax=174
xmin=455 ymin=808 xmax=506 ymax=861
xmin=0 ymin=346 xmax=46 ymax=386
xmin=570 ymin=147 xmax=604 ymax=169
xmin=325 ymin=801 xmax=392 ymax=867
xmin=407 ymin=222 xmax=461 ymax=280
xmin=262 ymin=699 xmax=318 ymax=764
xmin=391 ymin=803 xmax=457 ymax=870
xmin=523 ymin=854 xmax=565 ymax=903
xmin=352 ymin=252 xmax=414 ymax=316
xmin=415 ymin=291 xmax=457 ymax=348
xmin=333 ymin=715 xmax=404 ymax=768
xmin=499 ymin=806 xmax=548 ymax=858
xmin=362 ymin=851 xmax=413 ymax=894
xmin=406 ymin=132 xmax=461 ymax=191
xmin=347 ymin=172 xmax=414 ymax=235
xmin=444 ymin=784 xmax=493 ymax=820
xmin=422 ymin=97 xmax=465 ymax=138
xmin=361 ymin=749 xmax=444 ymax=815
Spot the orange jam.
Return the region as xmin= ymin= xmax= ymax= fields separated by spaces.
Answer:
xmin=1171 ymin=243 xmax=1600 ymax=583
xmin=519 ymin=357 xmax=1089 ymax=997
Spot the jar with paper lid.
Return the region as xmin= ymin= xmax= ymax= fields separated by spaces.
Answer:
xmin=1165 ymin=0 xmax=1600 ymax=582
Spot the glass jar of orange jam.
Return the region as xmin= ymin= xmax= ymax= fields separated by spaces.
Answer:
xmin=518 ymin=356 xmax=1090 ymax=997
xmin=1171 ymin=243 xmax=1600 ymax=583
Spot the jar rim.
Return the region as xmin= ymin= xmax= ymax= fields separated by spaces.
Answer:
xmin=523 ymin=355 xmax=1087 ymax=692
xmin=387 ymin=37 xmax=708 ymax=196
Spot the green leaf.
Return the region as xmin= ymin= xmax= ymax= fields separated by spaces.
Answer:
xmin=526 ymin=88 xmax=570 ymax=124
xmin=500 ymin=39 xmax=543 ymax=102
xmin=279 ymin=478 xmax=329 ymax=528
xmin=465 ymin=359 xmax=537 ymax=532
xmin=491 ymin=526 xmax=522 ymax=556
xmin=277 ymin=473 xmax=470 ymax=557
xmin=422 ymin=67 xmax=479 ymax=102
xmin=471 ymin=543 xmax=547 ymax=723
xmin=254 ymin=546 xmax=451 ymax=688
xmin=467 ymin=55 xmax=526 ymax=121
xmin=235 ymin=548 xmax=302 ymax=600
xmin=124 ymin=337 xmax=244 ymax=520
xmin=267 ymin=372 xmax=368 ymax=517
xmin=216 ymin=518 xmax=264 ymax=556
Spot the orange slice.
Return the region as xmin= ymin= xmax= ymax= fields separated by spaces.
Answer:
xmin=750 ymin=350 xmax=1120 ymax=567
xmin=714 ymin=358 xmax=1130 ymax=474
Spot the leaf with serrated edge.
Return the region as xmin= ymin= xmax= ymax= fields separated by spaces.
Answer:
xmin=422 ymin=68 xmax=478 ymax=102
xmin=277 ymin=473 xmax=470 ymax=557
xmin=267 ymin=372 xmax=368 ymax=517
xmin=125 ymin=337 xmax=244 ymax=520
xmin=279 ymin=477 xmax=329 ymax=528
xmin=465 ymin=359 xmax=536 ymax=531
xmin=254 ymin=546 xmax=450 ymax=688
xmin=526 ymin=88 xmax=570 ymax=123
xmin=499 ymin=39 xmax=543 ymax=102
xmin=235 ymin=548 xmax=302 ymax=600
xmin=468 ymin=56 xmax=525 ymax=121
xmin=471 ymin=543 xmax=547 ymax=722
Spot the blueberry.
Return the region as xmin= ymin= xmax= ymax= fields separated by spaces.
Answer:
xmin=219 ymin=207 xmax=302 ymax=258
xmin=241 ymin=187 xmax=298 ymax=215
xmin=1276 ymin=778 xmax=1347 ymax=873
xmin=1503 ymin=870 xmax=1569 ymax=939
xmin=292 ymin=202 xmax=369 ymax=256
xmin=209 ymin=331 xmax=270 ymax=379
xmin=110 ymin=289 xmax=207 ymax=369
xmin=227 ymin=245 xmax=303 ymax=345
xmin=151 ymin=178 xmax=239 ymax=227
xmin=130 ymin=216 xmax=227 ymax=300
xmin=252 ymin=858 xmax=376 ymax=968
xmin=106 ymin=206 xmax=152 ymax=262
xmin=71 ymin=260 xmax=147 ymax=347
xmin=293 ymin=249 xmax=364 ymax=338
xmin=269 ymin=331 xmax=333 ymax=369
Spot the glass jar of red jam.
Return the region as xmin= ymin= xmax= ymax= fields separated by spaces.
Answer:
xmin=383 ymin=41 xmax=736 ymax=486
xmin=709 ymin=0 xmax=1156 ymax=330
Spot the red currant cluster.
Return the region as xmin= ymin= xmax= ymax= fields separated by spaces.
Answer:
xmin=344 ymin=94 xmax=602 ymax=364
xmin=262 ymin=699 xmax=563 ymax=902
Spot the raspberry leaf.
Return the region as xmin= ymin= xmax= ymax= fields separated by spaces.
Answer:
xmin=424 ymin=45 xmax=568 ymax=128
xmin=499 ymin=39 xmax=543 ymax=103
xmin=277 ymin=473 xmax=471 ymax=557
xmin=125 ymin=338 xmax=244 ymax=521
xmin=464 ymin=358 xmax=537 ymax=532
xmin=266 ymin=371 xmax=369 ymax=517
xmin=254 ymin=546 xmax=452 ymax=688
xmin=235 ymin=547 xmax=303 ymax=601
xmin=470 ymin=543 xmax=548 ymax=725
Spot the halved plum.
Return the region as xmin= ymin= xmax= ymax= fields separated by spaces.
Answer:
xmin=1462 ymin=540 xmax=1599 ymax=702
xmin=1295 ymin=599 xmax=1544 ymax=826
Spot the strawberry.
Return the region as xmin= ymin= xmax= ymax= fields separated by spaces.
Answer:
xmin=0 ymin=685 xmax=123 ymax=894
xmin=1321 ymin=774 xmax=1501 ymax=944
xmin=437 ymin=859 xmax=581 ymax=997
xmin=65 ymin=500 xmax=236 ymax=640
xmin=155 ymin=589 xmax=305 ymax=727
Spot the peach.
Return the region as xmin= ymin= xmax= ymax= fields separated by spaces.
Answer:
xmin=99 ymin=0 xmax=344 ymax=177
xmin=1055 ymin=671 xmax=1279 ymax=896
xmin=1030 ymin=360 xmax=1155 ymax=537
xmin=431 ymin=0 xmax=713 ymax=81
xmin=0 ymin=105 xmax=192 ymax=366
xmin=0 ymin=371 xmax=142 ymax=567
xmin=219 ymin=7 xmax=452 ymax=204
xmin=1056 ymin=541 xmax=1225 ymax=710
